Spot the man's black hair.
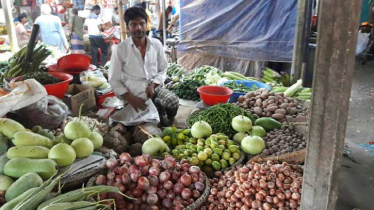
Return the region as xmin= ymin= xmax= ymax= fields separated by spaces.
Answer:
xmin=166 ymin=6 xmax=173 ymax=13
xmin=124 ymin=7 xmax=147 ymax=26
xmin=114 ymin=7 xmax=118 ymax=11
xmin=18 ymin=13 xmax=27 ymax=21
xmin=91 ymin=5 xmax=100 ymax=11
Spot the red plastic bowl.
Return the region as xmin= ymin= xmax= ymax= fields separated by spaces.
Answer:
xmin=11 ymin=72 xmax=73 ymax=99
xmin=197 ymin=86 xmax=233 ymax=106
xmin=57 ymin=54 xmax=91 ymax=72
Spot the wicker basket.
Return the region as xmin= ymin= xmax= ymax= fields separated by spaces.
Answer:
xmin=87 ymin=174 xmax=211 ymax=210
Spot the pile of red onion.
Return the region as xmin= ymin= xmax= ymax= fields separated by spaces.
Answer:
xmin=96 ymin=153 xmax=206 ymax=210
xmin=198 ymin=161 xmax=303 ymax=210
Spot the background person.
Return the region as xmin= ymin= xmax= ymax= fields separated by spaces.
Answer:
xmin=140 ymin=2 xmax=152 ymax=36
xmin=35 ymin=4 xmax=69 ymax=54
xmin=15 ymin=13 xmax=30 ymax=47
xmin=85 ymin=5 xmax=107 ymax=67
xmin=69 ymin=8 xmax=85 ymax=54
xmin=112 ymin=7 xmax=120 ymax=26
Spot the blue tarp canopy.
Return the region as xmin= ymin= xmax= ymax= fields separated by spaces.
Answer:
xmin=179 ymin=0 xmax=298 ymax=62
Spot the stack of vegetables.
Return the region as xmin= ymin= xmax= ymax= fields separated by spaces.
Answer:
xmin=235 ymin=88 xmax=303 ymax=122
xmin=0 ymin=172 xmax=127 ymax=210
xmin=164 ymin=63 xmax=185 ymax=90
xmin=0 ymin=45 xmax=51 ymax=84
xmin=160 ymin=124 xmax=242 ymax=175
xmin=172 ymin=79 xmax=205 ymax=101
xmin=262 ymin=68 xmax=312 ymax=100
xmin=198 ymin=161 xmax=304 ymax=210
xmin=0 ymin=113 xmax=104 ymax=181
xmin=21 ymin=72 xmax=61 ymax=85
xmin=94 ymin=153 xmax=207 ymax=210
xmin=187 ymin=103 xmax=255 ymax=137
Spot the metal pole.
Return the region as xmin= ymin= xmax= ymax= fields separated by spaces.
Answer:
xmin=1 ymin=0 xmax=19 ymax=52
xmin=300 ymin=0 xmax=362 ymax=209
xmin=162 ymin=0 xmax=166 ymax=45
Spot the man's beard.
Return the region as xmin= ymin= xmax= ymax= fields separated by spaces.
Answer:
xmin=133 ymin=31 xmax=146 ymax=38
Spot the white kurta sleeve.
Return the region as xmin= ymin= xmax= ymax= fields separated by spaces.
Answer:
xmin=108 ymin=44 xmax=128 ymax=96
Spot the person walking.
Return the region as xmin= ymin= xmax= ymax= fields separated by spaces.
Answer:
xmin=35 ymin=4 xmax=69 ymax=54
xmin=85 ymin=5 xmax=107 ymax=67
xmin=69 ymin=8 xmax=85 ymax=54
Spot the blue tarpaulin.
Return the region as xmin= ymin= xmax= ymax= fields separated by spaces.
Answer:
xmin=179 ymin=0 xmax=298 ymax=62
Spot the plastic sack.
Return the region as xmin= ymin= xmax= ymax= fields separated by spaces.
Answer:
xmin=110 ymin=99 xmax=160 ymax=126
xmin=179 ymin=0 xmax=297 ymax=62
xmin=0 ymin=79 xmax=47 ymax=117
xmin=110 ymin=93 xmax=160 ymax=126
xmin=80 ymin=70 xmax=112 ymax=95
xmin=356 ymin=31 xmax=370 ymax=55
xmin=16 ymin=95 xmax=69 ymax=129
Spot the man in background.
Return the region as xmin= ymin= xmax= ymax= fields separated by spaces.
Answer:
xmin=158 ymin=6 xmax=173 ymax=41
xmin=141 ymin=2 xmax=152 ymax=36
xmin=85 ymin=5 xmax=107 ymax=67
xmin=112 ymin=7 xmax=120 ymax=26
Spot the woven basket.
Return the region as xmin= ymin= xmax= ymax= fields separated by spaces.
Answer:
xmin=87 ymin=174 xmax=210 ymax=210
xmin=220 ymin=150 xmax=245 ymax=172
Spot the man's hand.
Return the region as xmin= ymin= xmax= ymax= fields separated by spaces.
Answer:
xmin=146 ymin=83 xmax=158 ymax=99
xmin=123 ymin=93 xmax=147 ymax=112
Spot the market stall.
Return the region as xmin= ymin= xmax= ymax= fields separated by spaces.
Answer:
xmin=0 ymin=38 xmax=313 ymax=209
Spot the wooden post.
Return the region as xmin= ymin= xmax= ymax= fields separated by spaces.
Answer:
xmin=300 ymin=0 xmax=362 ymax=209
xmin=118 ymin=0 xmax=127 ymax=41
xmin=290 ymin=0 xmax=308 ymax=80
xmin=1 ymin=0 xmax=19 ymax=52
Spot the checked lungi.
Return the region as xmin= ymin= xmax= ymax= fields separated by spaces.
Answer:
xmin=70 ymin=33 xmax=85 ymax=54
xmin=154 ymin=87 xmax=179 ymax=126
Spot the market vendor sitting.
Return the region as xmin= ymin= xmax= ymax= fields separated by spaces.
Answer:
xmin=108 ymin=7 xmax=179 ymax=127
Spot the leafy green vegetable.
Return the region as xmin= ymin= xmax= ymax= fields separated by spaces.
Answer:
xmin=223 ymin=81 xmax=258 ymax=93
xmin=21 ymin=72 xmax=61 ymax=85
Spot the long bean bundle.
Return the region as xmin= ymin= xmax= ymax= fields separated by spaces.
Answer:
xmin=187 ymin=103 xmax=255 ymax=137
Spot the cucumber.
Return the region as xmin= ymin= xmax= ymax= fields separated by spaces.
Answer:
xmin=12 ymin=131 xmax=53 ymax=148
xmin=5 ymin=172 xmax=43 ymax=201
xmin=0 ymin=175 xmax=13 ymax=191
xmin=254 ymin=117 xmax=282 ymax=132
xmin=0 ymin=118 xmax=25 ymax=139
xmin=0 ymin=153 xmax=9 ymax=174
xmin=7 ymin=146 xmax=50 ymax=159
xmin=4 ymin=158 xmax=58 ymax=179
xmin=0 ymin=187 xmax=38 ymax=210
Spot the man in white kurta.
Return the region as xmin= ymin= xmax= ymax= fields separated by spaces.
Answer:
xmin=108 ymin=7 xmax=179 ymax=126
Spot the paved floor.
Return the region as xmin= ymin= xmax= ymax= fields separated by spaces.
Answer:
xmin=336 ymin=60 xmax=374 ymax=210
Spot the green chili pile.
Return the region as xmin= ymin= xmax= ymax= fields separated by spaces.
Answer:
xmin=223 ymin=81 xmax=258 ymax=93
xmin=187 ymin=103 xmax=255 ymax=137
xmin=21 ymin=72 xmax=61 ymax=85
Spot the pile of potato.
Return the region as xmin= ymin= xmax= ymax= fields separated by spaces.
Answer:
xmin=236 ymin=88 xmax=302 ymax=122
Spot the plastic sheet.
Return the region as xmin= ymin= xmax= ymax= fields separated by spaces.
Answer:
xmin=179 ymin=0 xmax=297 ymax=62
xmin=178 ymin=52 xmax=267 ymax=77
